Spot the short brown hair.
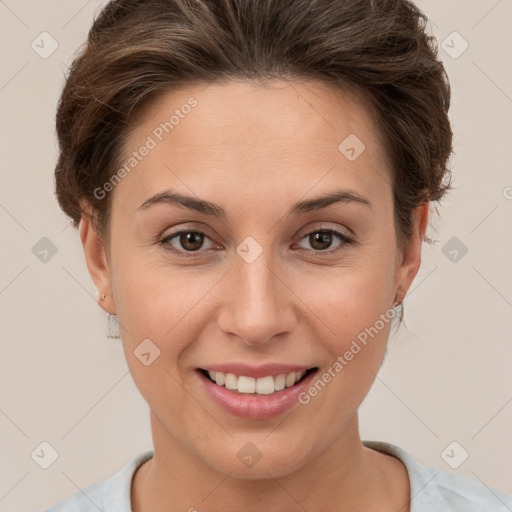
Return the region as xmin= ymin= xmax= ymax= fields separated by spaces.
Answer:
xmin=54 ymin=0 xmax=453 ymax=252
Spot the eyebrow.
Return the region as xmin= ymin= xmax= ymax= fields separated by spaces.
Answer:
xmin=137 ymin=187 xmax=371 ymax=218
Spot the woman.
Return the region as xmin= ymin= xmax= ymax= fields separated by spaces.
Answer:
xmin=45 ymin=0 xmax=511 ymax=510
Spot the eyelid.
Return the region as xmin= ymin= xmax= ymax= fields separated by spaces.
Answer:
xmin=158 ymin=222 xmax=219 ymax=243
xmin=297 ymin=222 xmax=354 ymax=241
xmin=294 ymin=224 xmax=356 ymax=254
xmin=157 ymin=227 xmax=221 ymax=255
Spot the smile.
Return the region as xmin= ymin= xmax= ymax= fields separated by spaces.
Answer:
xmin=196 ymin=366 xmax=319 ymax=419
xmin=198 ymin=368 xmax=317 ymax=395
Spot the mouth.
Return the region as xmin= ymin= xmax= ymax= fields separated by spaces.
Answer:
xmin=197 ymin=367 xmax=319 ymax=396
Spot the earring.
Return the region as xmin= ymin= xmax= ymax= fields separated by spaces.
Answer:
xmin=393 ymin=290 xmax=404 ymax=308
xmin=107 ymin=313 xmax=121 ymax=339
xmin=100 ymin=293 xmax=106 ymax=301
xmin=392 ymin=293 xmax=404 ymax=322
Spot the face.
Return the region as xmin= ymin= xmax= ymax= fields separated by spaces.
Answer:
xmin=81 ymin=79 xmax=426 ymax=479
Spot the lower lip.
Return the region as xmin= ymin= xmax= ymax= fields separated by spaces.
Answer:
xmin=197 ymin=369 xmax=318 ymax=420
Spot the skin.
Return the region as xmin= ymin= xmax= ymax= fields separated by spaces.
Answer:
xmin=79 ymin=79 xmax=428 ymax=512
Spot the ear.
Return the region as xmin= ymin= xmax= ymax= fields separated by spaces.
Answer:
xmin=79 ymin=201 xmax=116 ymax=315
xmin=393 ymin=202 xmax=429 ymax=304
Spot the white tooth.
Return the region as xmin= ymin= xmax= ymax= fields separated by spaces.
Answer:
xmin=285 ymin=372 xmax=296 ymax=388
xmin=274 ymin=374 xmax=286 ymax=391
xmin=256 ymin=376 xmax=275 ymax=395
xmin=225 ymin=373 xmax=238 ymax=390
xmin=210 ymin=370 xmax=306 ymax=394
xmin=237 ymin=376 xmax=256 ymax=393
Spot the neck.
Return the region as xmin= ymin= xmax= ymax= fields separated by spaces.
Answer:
xmin=132 ymin=411 xmax=406 ymax=512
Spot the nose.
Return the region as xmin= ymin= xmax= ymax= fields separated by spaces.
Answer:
xmin=217 ymin=245 xmax=296 ymax=346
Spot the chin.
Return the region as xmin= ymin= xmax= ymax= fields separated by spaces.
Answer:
xmin=199 ymin=438 xmax=309 ymax=480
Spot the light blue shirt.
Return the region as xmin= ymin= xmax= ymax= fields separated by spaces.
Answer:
xmin=43 ymin=440 xmax=512 ymax=511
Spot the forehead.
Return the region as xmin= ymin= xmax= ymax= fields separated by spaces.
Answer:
xmin=116 ymin=79 xmax=391 ymax=207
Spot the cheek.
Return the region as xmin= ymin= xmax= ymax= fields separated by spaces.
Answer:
xmin=304 ymin=253 xmax=396 ymax=341
xmin=112 ymin=260 xmax=207 ymax=345
xmin=111 ymin=254 xmax=222 ymax=387
xmin=111 ymin=269 xmax=198 ymax=416
xmin=294 ymin=271 xmax=397 ymax=426
xmin=294 ymin=248 xmax=397 ymax=395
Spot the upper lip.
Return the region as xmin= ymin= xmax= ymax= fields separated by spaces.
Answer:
xmin=198 ymin=363 xmax=316 ymax=379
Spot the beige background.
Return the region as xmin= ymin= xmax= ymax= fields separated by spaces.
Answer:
xmin=0 ymin=1 xmax=511 ymax=510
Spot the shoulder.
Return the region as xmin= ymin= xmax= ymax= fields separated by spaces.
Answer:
xmin=42 ymin=450 xmax=153 ymax=512
xmin=363 ymin=440 xmax=512 ymax=512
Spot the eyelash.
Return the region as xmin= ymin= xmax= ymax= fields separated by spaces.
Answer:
xmin=155 ymin=227 xmax=356 ymax=259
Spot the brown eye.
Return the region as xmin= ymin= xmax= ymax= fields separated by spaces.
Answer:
xmin=159 ymin=230 xmax=219 ymax=256
xmin=309 ymin=231 xmax=334 ymax=251
xmin=296 ymin=228 xmax=355 ymax=254
xmin=178 ymin=231 xmax=204 ymax=251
